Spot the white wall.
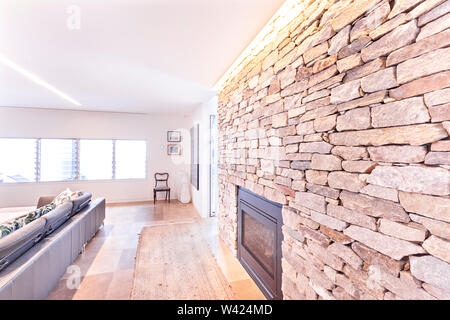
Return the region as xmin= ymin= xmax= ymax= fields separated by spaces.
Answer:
xmin=190 ymin=97 xmax=218 ymax=218
xmin=0 ymin=107 xmax=192 ymax=207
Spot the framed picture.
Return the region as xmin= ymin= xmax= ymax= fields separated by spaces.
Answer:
xmin=167 ymin=131 xmax=181 ymax=142
xmin=167 ymin=144 xmax=181 ymax=155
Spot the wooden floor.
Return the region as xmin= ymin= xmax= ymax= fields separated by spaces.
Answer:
xmin=46 ymin=200 xmax=265 ymax=300
xmin=132 ymin=221 xmax=234 ymax=299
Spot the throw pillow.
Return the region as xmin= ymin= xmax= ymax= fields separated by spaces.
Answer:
xmin=0 ymin=203 xmax=56 ymax=239
xmin=53 ymin=189 xmax=84 ymax=206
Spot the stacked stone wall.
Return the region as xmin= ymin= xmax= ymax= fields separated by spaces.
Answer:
xmin=217 ymin=0 xmax=450 ymax=299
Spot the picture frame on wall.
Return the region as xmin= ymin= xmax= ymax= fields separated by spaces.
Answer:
xmin=167 ymin=144 xmax=181 ymax=155
xmin=167 ymin=131 xmax=181 ymax=142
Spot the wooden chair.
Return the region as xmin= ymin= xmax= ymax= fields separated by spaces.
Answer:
xmin=153 ymin=173 xmax=170 ymax=204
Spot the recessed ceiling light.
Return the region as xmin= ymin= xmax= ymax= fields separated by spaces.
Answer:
xmin=0 ymin=54 xmax=82 ymax=106
xmin=214 ymin=0 xmax=306 ymax=91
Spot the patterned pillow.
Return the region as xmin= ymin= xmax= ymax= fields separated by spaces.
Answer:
xmin=0 ymin=203 xmax=56 ymax=239
xmin=0 ymin=218 xmax=25 ymax=239
xmin=53 ymin=189 xmax=84 ymax=206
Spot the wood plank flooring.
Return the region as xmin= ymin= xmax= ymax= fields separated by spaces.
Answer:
xmin=46 ymin=201 xmax=264 ymax=300
xmin=132 ymin=221 xmax=234 ymax=300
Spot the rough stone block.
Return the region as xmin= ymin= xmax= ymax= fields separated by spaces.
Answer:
xmin=361 ymin=20 xmax=419 ymax=62
xmin=339 ymin=36 xmax=372 ymax=59
xmin=361 ymin=184 xmax=399 ymax=202
xmin=422 ymin=235 xmax=450 ymax=263
xmin=329 ymin=124 xmax=448 ymax=146
xmin=410 ymin=255 xmax=450 ymax=292
xmin=299 ymin=142 xmax=333 ymax=154
xmin=424 ymin=88 xmax=450 ymax=107
xmin=417 ymin=12 xmax=450 ymax=41
xmin=328 ymin=171 xmax=367 ymax=192
xmin=304 ymin=42 xmax=329 ymax=64
xmin=320 ymin=225 xmax=353 ymax=244
xmin=332 ymin=146 xmax=368 ymax=160
xmin=387 ymin=28 xmax=450 ymax=67
xmin=307 ymin=183 xmax=340 ymax=199
xmin=411 ymin=213 xmax=450 ymax=240
xmin=331 ymin=0 xmax=385 ymax=31
xmin=361 ymin=67 xmax=397 ymax=93
xmin=330 ymin=79 xmax=362 ymax=104
xmin=397 ymin=47 xmax=450 ymax=85
xmin=400 ymin=191 xmax=450 ymax=223
xmin=371 ymin=97 xmax=430 ymax=128
xmin=295 ymin=191 xmax=326 ymax=213
xmin=389 ymin=0 xmax=424 ymax=19
xmin=313 ymin=55 xmax=337 ymax=73
xmin=369 ymin=13 xmax=407 ymax=40
xmin=379 ymin=218 xmax=427 ymax=242
xmin=368 ymin=145 xmax=427 ymax=163
xmin=327 ymin=204 xmax=377 ymax=230
xmin=368 ymin=266 xmax=436 ymax=299
xmin=328 ymin=25 xmax=350 ymax=55
xmin=344 ymin=225 xmax=425 ymax=260
xmin=393 ymin=66 xmax=450 ymax=99
xmin=305 ymin=170 xmax=328 ymax=186
xmin=351 ymin=242 xmax=404 ymax=275
xmin=272 ymin=112 xmax=288 ymax=128
xmin=337 ymin=53 xmax=363 ymax=73
xmin=342 ymin=160 xmax=377 ymax=173
xmin=418 ymin=0 xmax=450 ymax=26
xmin=310 ymin=211 xmax=348 ymax=231
xmin=300 ymin=105 xmax=338 ymax=123
xmin=340 ymin=190 xmax=410 ymax=222
xmin=367 ymin=166 xmax=450 ymax=196
xmin=328 ymin=242 xmax=363 ymax=270
xmin=345 ymin=58 xmax=385 ymax=82
xmin=337 ymin=107 xmax=371 ymax=131
xmin=425 ymin=151 xmax=450 ymax=165
xmin=311 ymin=154 xmax=342 ymax=171
xmin=314 ymin=114 xmax=337 ymax=132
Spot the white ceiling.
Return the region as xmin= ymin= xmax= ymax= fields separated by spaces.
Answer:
xmin=0 ymin=0 xmax=285 ymax=114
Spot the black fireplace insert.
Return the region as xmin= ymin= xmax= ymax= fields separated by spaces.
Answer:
xmin=237 ymin=187 xmax=283 ymax=300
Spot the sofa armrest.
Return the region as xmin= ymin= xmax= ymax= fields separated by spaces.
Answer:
xmin=36 ymin=196 xmax=55 ymax=208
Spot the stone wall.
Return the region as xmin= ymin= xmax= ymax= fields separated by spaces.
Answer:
xmin=217 ymin=0 xmax=450 ymax=300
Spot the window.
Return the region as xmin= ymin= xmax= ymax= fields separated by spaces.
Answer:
xmin=0 ymin=138 xmax=146 ymax=183
xmin=0 ymin=138 xmax=37 ymax=183
xmin=40 ymin=139 xmax=76 ymax=182
xmin=115 ymin=140 xmax=146 ymax=179
xmin=79 ymin=140 xmax=113 ymax=180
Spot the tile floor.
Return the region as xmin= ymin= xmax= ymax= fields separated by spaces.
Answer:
xmin=46 ymin=200 xmax=265 ymax=300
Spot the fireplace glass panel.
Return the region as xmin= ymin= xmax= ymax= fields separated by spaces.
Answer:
xmin=242 ymin=210 xmax=275 ymax=277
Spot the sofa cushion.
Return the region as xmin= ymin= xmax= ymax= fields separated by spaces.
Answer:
xmin=0 ymin=217 xmax=46 ymax=270
xmin=71 ymin=192 xmax=92 ymax=216
xmin=42 ymin=202 xmax=73 ymax=235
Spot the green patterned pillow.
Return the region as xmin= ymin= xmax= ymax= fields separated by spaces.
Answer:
xmin=0 ymin=203 xmax=56 ymax=239
xmin=0 ymin=218 xmax=25 ymax=238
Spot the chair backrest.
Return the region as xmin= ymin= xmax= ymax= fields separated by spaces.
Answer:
xmin=155 ymin=173 xmax=169 ymax=187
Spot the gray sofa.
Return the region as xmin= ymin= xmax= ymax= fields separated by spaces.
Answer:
xmin=0 ymin=195 xmax=105 ymax=299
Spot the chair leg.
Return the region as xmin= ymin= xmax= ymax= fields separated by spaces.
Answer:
xmin=168 ymin=190 xmax=170 ymax=203
xmin=154 ymin=190 xmax=156 ymax=205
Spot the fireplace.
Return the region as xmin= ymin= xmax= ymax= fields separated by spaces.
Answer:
xmin=237 ymin=187 xmax=283 ymax=300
